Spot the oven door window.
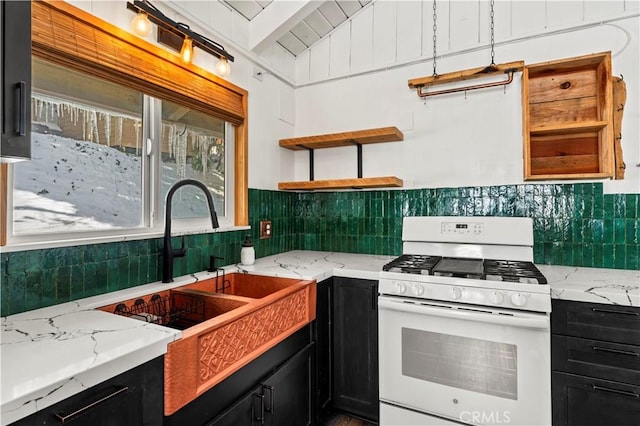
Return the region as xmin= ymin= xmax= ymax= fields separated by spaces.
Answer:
xmin=402 ymin=328 xmax=517 ymax=400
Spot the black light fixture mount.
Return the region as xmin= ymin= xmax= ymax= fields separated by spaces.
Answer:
xmin=126 ymin=0 xmax=234 ymax=72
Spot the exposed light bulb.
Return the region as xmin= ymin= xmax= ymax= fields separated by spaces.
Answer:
xmin=131 ymin=12 xmax=152 ymax=37
xmin=180 ymin=37 xmax=194 ymax=64
xmin=215 ymin=57 xmax=231 ymax=77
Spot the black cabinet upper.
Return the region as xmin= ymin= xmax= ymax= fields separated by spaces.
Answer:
xmin=1 ymin=0 xmax=31 ymax=161
xmin=332 ymin=277 xmax=379 ymax=422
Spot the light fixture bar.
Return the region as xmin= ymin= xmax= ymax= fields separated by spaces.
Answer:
xmin=126 ymin=0 xmax=234 ymax=63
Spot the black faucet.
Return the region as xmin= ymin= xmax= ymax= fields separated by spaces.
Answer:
xmin=162 ymin=179 xmax=219 ymax=283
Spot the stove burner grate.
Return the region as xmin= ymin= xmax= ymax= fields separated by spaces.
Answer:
xmin=382 ymin=254 xmax=442 ymax=275
xmin=383 ymin=255 xmax=548 ymax=285
xmin=483 ymin=259 xmax=547 ymax=284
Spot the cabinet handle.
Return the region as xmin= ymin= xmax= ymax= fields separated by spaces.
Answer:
xmin=263 ymin=384 xmax=274 ymax=413
xmin=371 ymin=284 xmax=377 ymax=311
xmin=54 ymin=386 xmax=128 ymax=424
xmin=591 ymin=307 xmax=639 ymax=317
xmin=592 ymin=385 xmax=639 ymax=398
xmin=17 ymin=81 xmax=26 ymax=136
xmin=253 ymin=393 xmax=265 ymax=425
xmin=592 ymin=345 xmax=639 ymax=357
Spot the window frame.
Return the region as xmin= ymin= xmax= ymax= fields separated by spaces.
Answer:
xmin=0 ymin=0 xmax=249 ymax=249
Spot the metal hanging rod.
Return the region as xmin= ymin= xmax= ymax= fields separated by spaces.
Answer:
xmin=408 ymin=60 xmax=524 ymax=98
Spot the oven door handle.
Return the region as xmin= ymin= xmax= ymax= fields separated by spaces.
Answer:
xmin=378 ymin=298 xmax=549 ymax=330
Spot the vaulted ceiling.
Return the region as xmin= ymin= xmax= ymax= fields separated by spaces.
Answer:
xmin=222 ymin=0 xmax=372 ymax=56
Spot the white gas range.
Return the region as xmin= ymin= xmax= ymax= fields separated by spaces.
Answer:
xmin=378 ymin=216 xmax=551 ymax=426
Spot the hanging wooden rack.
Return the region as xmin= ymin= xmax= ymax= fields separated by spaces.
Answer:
xmin=408 ymin=60 xmax=524 ymax=98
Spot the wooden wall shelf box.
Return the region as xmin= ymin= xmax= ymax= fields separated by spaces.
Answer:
xmin=278 ymin=127 xmax=403 ymax=191
xmin=522 ymin=52 xmax=614 ymax=180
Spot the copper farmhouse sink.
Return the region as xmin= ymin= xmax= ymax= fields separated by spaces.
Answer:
xmin=182 ymin=273 xmax=301 ymax=299
xmin=98 ymin=273 xmax=316 ymax=415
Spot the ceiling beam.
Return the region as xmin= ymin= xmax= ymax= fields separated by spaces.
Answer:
xmin=248 ymin=0 xmax=319 ymax=52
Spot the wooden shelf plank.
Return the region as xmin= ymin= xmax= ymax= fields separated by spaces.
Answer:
xmin=278 ymin=177 xmax=403 ymax=191
xmin=279 ymin=127 xmax=403 ymax=151
xmin=408 ymin=61 xmax=524 ymax=89
xmin=527 ymin=52 xmax=611 ymax=77
xmin=530 ymin=120 xmax=608 ymax=135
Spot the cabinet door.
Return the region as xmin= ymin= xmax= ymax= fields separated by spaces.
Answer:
xmin=1 ymin=0 xmax=31 ymax=160
xmin=314 ymin=277 xmax=332 ymax=421
xmin=552 ymin=371 xmax=640 ymax=426
xmin=263 ymin=343 xmax=316 ymax=426
xmin=207 ymin=385 xmax=263 ymax=426
xmin=332 ymin=277 xmax=379 ymax=422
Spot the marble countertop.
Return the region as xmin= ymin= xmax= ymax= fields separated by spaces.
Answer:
xmin=540 ymin=265 xmax=639 ymax=306
xmin=1 ymin=249 xmax=637 ymax=424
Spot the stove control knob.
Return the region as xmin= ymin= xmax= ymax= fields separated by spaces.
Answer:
xmin=394 ymin=281 xmax=407 ymax=294
xmin=411 ymin=284 xmax=425 ymax=296
xmin=450 ymin=287 xmax=463 ymax=300
xmin=510 ymin=293 xmax=528 ymax=307
xmin=489 ymin=291 xmax=504 ymax=305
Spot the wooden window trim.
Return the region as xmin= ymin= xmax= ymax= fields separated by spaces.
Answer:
xmin=1 ymin=0 xmax=248 ymax=245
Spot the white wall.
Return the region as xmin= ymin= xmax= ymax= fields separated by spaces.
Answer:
xmin=293 ymin=0 xmax=640 ymax=195
xmin=67 ymin=1 xmax=639 ymax=194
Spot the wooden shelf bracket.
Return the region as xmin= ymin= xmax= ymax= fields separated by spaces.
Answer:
xmin=303 ymin=140 xmax=365 ymax=182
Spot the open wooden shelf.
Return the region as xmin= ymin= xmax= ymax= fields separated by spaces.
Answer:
xmin=278 ymin=126 xmax=404 ymax=191
xmin=522 ymin=52 xmax=613 ymax=180
xmin=530 ymin=121 xmax=608 ymax=136
xmin=278 ymin=177 xmax=403 ymax=191
xmin=279 ymin=126 xmax=403 ymax=150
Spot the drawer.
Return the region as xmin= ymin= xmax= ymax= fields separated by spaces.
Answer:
xmin=552 ymin=300 xmax=640 ymax=345
xmin=552 ymin=372 xmax=640 ymax=426
xmin=552 ymin=335 xmax=640 ymax=385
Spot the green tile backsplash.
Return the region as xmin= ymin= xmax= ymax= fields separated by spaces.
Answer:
xmin=1 ymin=183 xmax=638 ymax=316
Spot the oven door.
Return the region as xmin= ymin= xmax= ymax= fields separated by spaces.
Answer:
xmin=378 ymin=295 xmax=550 ymax=426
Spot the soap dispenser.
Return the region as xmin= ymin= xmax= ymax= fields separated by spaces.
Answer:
xmin=240 ymin=235 xmax=255 ymax=266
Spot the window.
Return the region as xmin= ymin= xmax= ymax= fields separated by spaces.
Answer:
xmin=14 ymin=58 xmax=145 ymax=234
xmin=9 ymin=56 xmax=235 ymax=242
xmin=160 ymin=99 xmax=227 ymax=219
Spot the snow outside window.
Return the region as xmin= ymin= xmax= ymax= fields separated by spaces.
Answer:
xmin=159 ymin=99 xmax=226 ymax=221
xmin=10 ymin=57 xmax=230 ymax=242
xmin=13 ymin=58 xmax=145 ymax=235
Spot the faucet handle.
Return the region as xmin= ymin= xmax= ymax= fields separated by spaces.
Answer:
xmin=173 ymin=236 xmax=187 ymax=257
xmin=208 ymin=255 xmax=224 ymax=272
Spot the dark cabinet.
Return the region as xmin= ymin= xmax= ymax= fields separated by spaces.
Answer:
xmin=552 ymin=300 xmax=640 ymax=426
xmin=10 ymin=356 xmax=164 ymax=426
xmin=207 ymin=385 xmax=263 ymax=426
xmin=208 ymin=341 xmax=315 ymax=426
xmin=314 ymin=277 xmax=333 ymax=422
xmin=1 ymin=0 xmax=31 ymax=161
xmin=332 ymin=277 xmax=379 ymax=422
xmin=166 ymin=325 xmax=315 ymax=426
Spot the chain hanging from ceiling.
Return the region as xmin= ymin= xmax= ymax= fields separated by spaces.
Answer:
xmin=408 ymin=0 xmax=523 ymax=99
xmin=432 ymin=0 xmax=438 ymax=77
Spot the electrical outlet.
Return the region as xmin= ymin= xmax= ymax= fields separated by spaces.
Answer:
xmin=260 ymin=220 xmax=272 ymax=239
